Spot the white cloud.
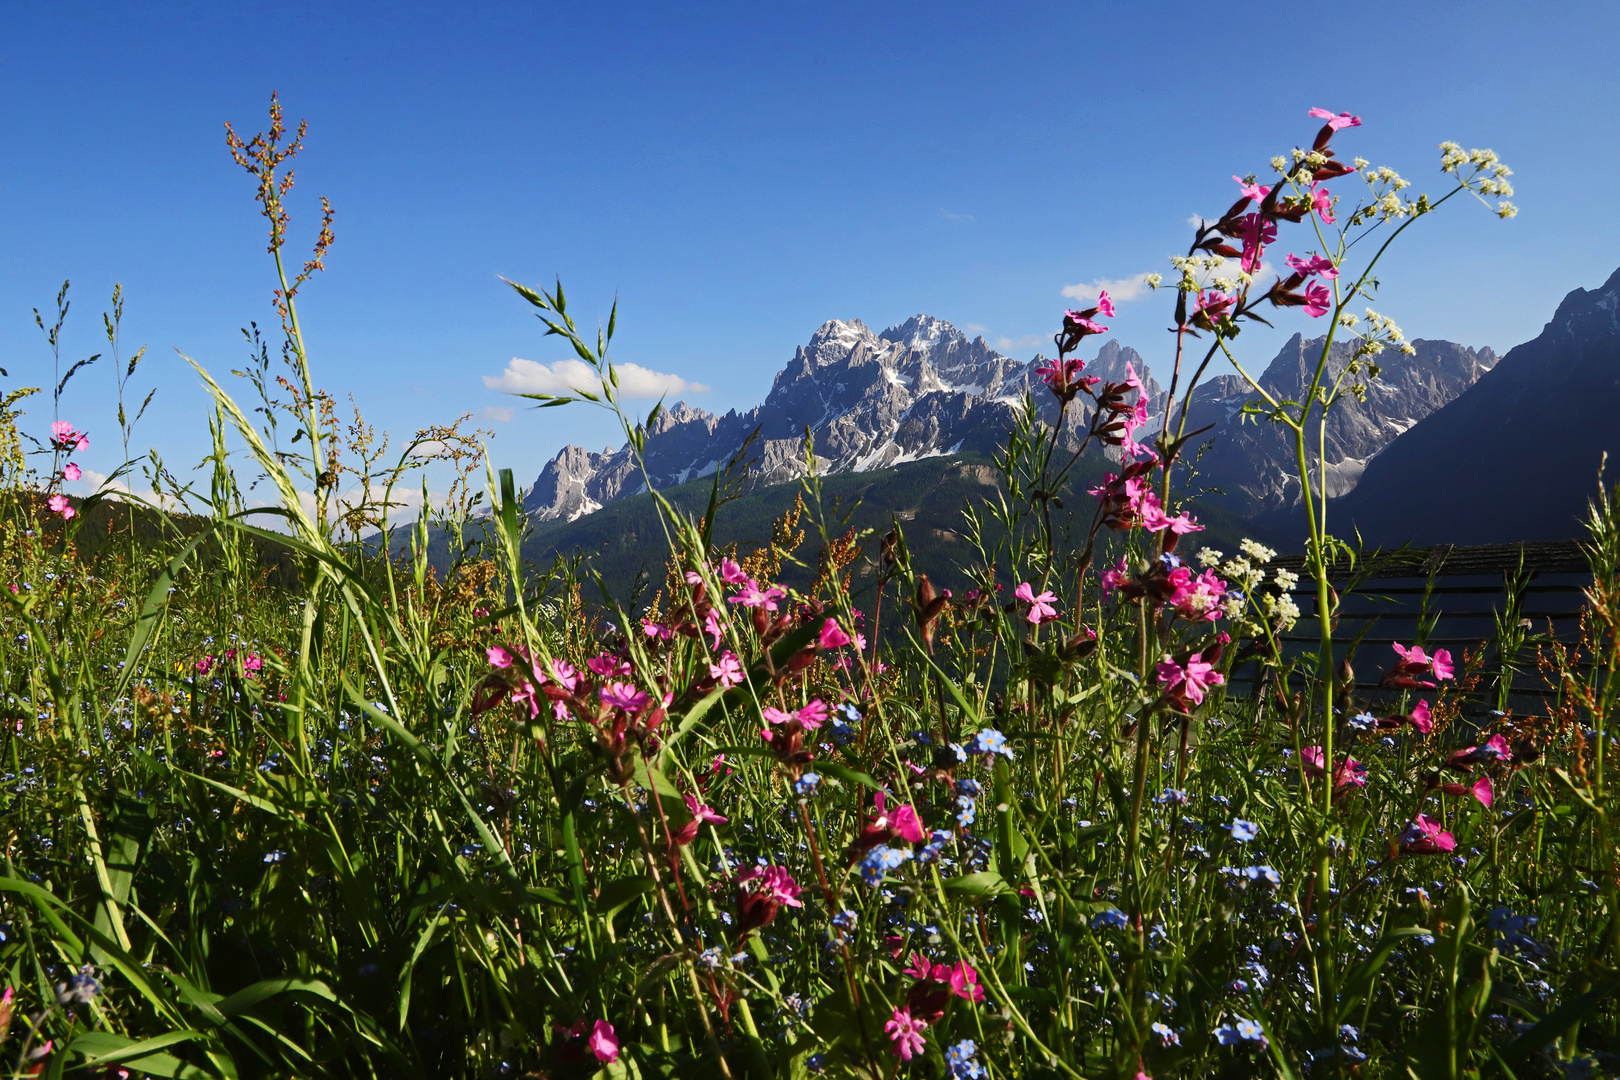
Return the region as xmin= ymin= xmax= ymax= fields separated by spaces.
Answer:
xmin=482 ymin=405 xmax=514 ymax=423
xmin=963 ymin=323 xmax=988 ymax=334
xmin=1061 ymin=273 xmax=1157 ymax=304
xmin=482 ymin=357 xmax=709 ymax=398
xmin=994 ymin=333 xmax=1047 ymax=352
xmin=1187 ymin=214 xmax=1206 ymax=228
xmin=940 ymin=208 xmax=975 ymax=223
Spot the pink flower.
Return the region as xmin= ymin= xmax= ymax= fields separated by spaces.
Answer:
xmin=51 ymin=420 xmax=74 ymax=442
xmin=818 ymin=618 xmax=852 ymax=649
xmin=736 ymin=864 xmax=803 ymax=934
xmin=796 ymin=699 xmax=828 ymax=730
xmin=587 ymin=654 xmax=631 ymax=678
xmin=486 ymin=645 xmax=516 ymax=668
xmin=728 ymin=578 xmax=786 ymax=611
xmin=684 ymin=794 xmax=728 ymax=825
xmin=587 ymin=1020 xmax=619 ymax=1063
xmin=1430 ymin=649 xmax=1454 ymax=681
xmin=1239 ymin=213 xmax=1277 ymax=273
xmin=1014 ymin=582 xmax=1058 ymax=625
xmin=1303 ymin=282 xmax=1332 ymax=318
xmin=884 ymin=1006 xmax=929 ymax=1061
xmin=1171 ymin=569 xmax=1227 ymax=622
xmin=1311 ymin=185 xmax=1336 ymax=224
xmin=1036 ymin=356 xmax=1085 ymax=394
xmin=62 ymin=462 xmax=81 ymax=482
xmin=719 ymin=557 xmax=749 ymax=584
xmin=510 ymin=682 xmax=542 ymax=720
xmin=599 ymin=682 xmax=650 ymax=712
xmin=196 ymin=656 xmax=215 ymax=675
xmin=1308 ymin=107 xmax=1363 ymax=131
xmin=890 ymin=803 xmax=925 ymax=844
xmin=1141 ymin=500 xmax=1203 ymax=535
xmin=709 ymin=651 xmax=744 ymax=689
xmin=1285 ymin=252 xmax=1339 ymax=280
xmin=1299 ymin=746 xmax=1367 ymax=789
xmin=242 ymin=653 xmax=263 ymax=673
xmin=947 ymin=960 xmax=986 ymax=1003
xmin=762 ymin=706 xmax=794 ymax=726
xmin=1064 ymin=311 xmax=1109 ymax=335
xmin=1448 ymin=734 xmax=1513 ymax=769
xmin=1156 ymin=653 xmax=1225 ymax=708
xmin=546 ymin=659 xmax=579 ymax=691
xmin=1096 ymin=289 xmax=1116 ymax=318
xmin=1099 ymin=557 xmax=1130 ymax=598
xmin=641 ymin=619 xmax=672 ymax=641
xmin=1408 ymin=699 xmax=1434 ymax=735
xmin=1193 ymin=290 xmax=1236 ymax=327
xmin=1443 ymin=775 xmax=1492 ymax=807
xmin=903 ymin=950 xmax=933 ymax=981
xmin=1233 ymin=175 xmax=1271 ymax=202
xmin=47 ymin=494 xmax=75 ymax=520
xmin=1398 ymin=813 xmax=1456 ymax=855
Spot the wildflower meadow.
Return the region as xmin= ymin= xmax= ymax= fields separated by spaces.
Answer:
xmin=4 ymin=99 xmax=1618 ymax=1079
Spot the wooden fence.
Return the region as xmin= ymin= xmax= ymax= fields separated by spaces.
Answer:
xmin=1256 ymin=540 xmax=1592 ymax=707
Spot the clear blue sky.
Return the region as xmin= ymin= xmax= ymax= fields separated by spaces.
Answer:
xmin=3 ymin=1 xmax=1616 ymax=501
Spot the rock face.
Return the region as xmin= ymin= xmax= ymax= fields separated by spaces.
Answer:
xmin=1333 ymin=266 xmax=1620 ymax=545
xmin=1179 ymin=333 xmax=1497 ymax=520
xmin=524 ymin=315 xmax=1159 ymax=520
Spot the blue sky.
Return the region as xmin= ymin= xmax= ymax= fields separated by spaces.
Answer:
xmin=3 ymin=1 xmax=1617 ymax=503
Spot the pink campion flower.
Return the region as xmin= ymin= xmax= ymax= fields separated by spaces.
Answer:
xmin=818 ymin=618 xmax=852 ymax=649
xmin=709 ymin=651 xmax=744 ymax=689
xmin=1239 ymin=213 xmax=1278 ymax=273
xmin=1430 ymin=649 xmax=1455 ymax=681
xmin=1123 ymin=361 xmax=1145 ymax=394
xmin=1408 ymin=699 xmax=1434 ymax=735
xmin=1233 ymin=175 xmax=1271 ymax=202
xmin=1398 ymin=813 xmax=1456 ymax=855
xmin=904 ymin=950 xmax=933 ymax=981
xmin=1064 ymin=311 xmax=1109 ymax=335
xmin=1014 ymin=582 xmax=1059 ymax=625
xmin=1156 ymin=653 xmax=1225 ymax=708
xmin=487 ymin=645 xmax=516 ymax=668
xmin=1285 ymin=252 xmax=1339 ymax=280
xmin=1099 ymin=557 xmax=1130 ymax=598
xmin=947 ymin=960 xmax=986 ymax=1003
xmin=510 ymin=682 xmax=542 ymax=720
xmin=890 ymin=802 xmax=925 ymax=844
xmin=196 ymin=656 xmax=215 ymax=675
xmin=683 ymin=569 xmax=704 ymax=587
xmin=587 ymin=654 xmax=632 ymax=679
xmin=1303 ymin=282 xmax=1332 ymax=318
xmin=600 ymin=682 xmax=650 ymax=713
xmin=1141 ymin=500 xmax=1204 ymax=535
xmin=796 ymin=699 xmax=829 ymax=730
xmin=588 ymin=1020 xmax=619 ymax=1064
xmin=1448 ymin=734 xmax=1513 ymax=769
xmin=1173 ymin=569 xmax=1227 ymax=622
xmin=1193 ymin=290 xmax=1236 ymax=327
xmin=641 ymin=619 xmax=672 ymax=641
xmin=719 ymin=557 xmax=749 ymax=585
xmin=1308 ymin=107 xmax=1363 ymax=131
xmin=702 ymin=609 xmax=725 ymax=649
xmin=736 ymin=864 xmax=803 ymax=934
xmin=1442 ymin=775 xmax=1493 ymax=807
xmin=762 ymin=705 xmax=794 ymax=726
xmin=1096 ymin=290 xmax=1116 ymax=318
xmin=684 ymin=794 xmax=728 ymax=825
xmin=884 ymin=1007 xmax=929 ymax=1061
xmin=546 ymin=659 xmax=579 ymax=692
xmin=242 ymin=653 xmax=263 ymax=673
xmin=51 ymin=420 xmax=74 ymax=442
xmin=1299 ymin=746 xmax=1368 ymax=789
xmin=62 ymin=462 xmax=81 ymax=482
xmin=47 ymin=494 xmax=75 ymax=520
xmin=1311 ymin=185 xmax=1336 ymax=224
xmin=728 ymin=578 xmax=786 ymax=611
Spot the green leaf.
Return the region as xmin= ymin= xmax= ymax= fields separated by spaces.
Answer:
xmin=943 ymin=871 xmax=1013 ymax=899
xmin=597 ymin=875 xmax=656 ymax=920
xmin=1336 ymin=926 xmax=1431 ymax=1022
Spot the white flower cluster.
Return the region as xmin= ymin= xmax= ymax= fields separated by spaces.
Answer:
xmin=1263 ymin=591 xmax=1301 ymax=632
xmin=1196 ymin=548 xmax=1223 ymax=568
xmin=1439 ymin=142 xmax=1517 ymax=218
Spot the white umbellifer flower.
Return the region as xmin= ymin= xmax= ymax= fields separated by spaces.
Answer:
xmin=1264 ymin=593 xmax=1301 ymax=632
xmin=1239 ymin=539 xmax=1276 ymax=563
xmin=1197 ymin=549 xmax=1223 ymax=568
xmin=1273 ymin=569 xmax=1299 ymax=591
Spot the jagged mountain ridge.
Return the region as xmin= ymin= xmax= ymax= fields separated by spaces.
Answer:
xmin=1332 ymin=265 xmax=1620 ymax=544
xmin=1183 ymin=333 xmax=1498 ymax=520
xmin=524 ymin=315 xmax=1159 ymax=521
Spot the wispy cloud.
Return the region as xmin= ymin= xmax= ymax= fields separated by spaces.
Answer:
xmin=940 ymin=208 xmax=976 ymax=223
xmin=482 ymin=405 xmax=514 ymax=423
xmin=1061 ymin=273 xmax=1157 ymax=303
xmin=963 ymin=322 xmax=988 ymax=334
xmin=482 ymin=358 xmax=709 ymax=398
xmin=994 ymin=333 xmax=1047 ymax=352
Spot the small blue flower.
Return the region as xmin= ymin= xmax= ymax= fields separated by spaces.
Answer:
xmin=1349 ymin=711 xmax=1377 ymax=731
xmin=965 ymin=729 xmax=1014 ymax=759
xmin=1214 ymin=1014 xmax=1268 ymax=1048
xmin=829 ymin=720 xmax=855 ymax=745
xmin=956 ymin=778 xmax=983 ymax=798
xmin=858 ymin=845 xmax=913 ymax=887
xmin=1154 ymin=788 xmax=1189 ymax=806
xmin=793 ymin=773 xmax=822 ymax=797
xmin=946 ymin=1039 xmax=987 ymax=1079
xmin=1227 ymin=819 xmax=1260 ymax=842
xmin=916 ymin=830 xmax=952 ymax=865
xmin=1091 ymin=908 xmax=1129 ymax=931
xmin=1152 ymin=1021 xmax=1180 ymax=1046
xmin=956 ymin=795 xmax=978 ymax=826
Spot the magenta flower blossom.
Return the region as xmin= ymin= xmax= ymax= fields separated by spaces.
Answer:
xmin=1441 ymin=775 xmax=1493 ymax=807
xmin=947 ymin=960 xmax=986 ymax=1003
xmin=1193 ymin=290 xmax=1236 ymax=327
xmin=50 ymin=420 xmax=88 ymax=452
xmin=709 ymin=651 xmax=744 ymax=689
xmin=736 ymin=864 xmax=803 ymax=934
xmin=884 ymin=1006 xmax=929 ymax=1061
xmin=1169 ymin=568 xmax=1227 ymax=622
xmin=47 ymin=494 xmax=75 ymax=520
xmin=1141 ymin=499 xmax=1203 ymax=535
xmin=197 ymin=656 xmax=215 ymax=675
xmin=587 ymin=654 xmax=631 ymax=679
xmin=796 ymin=699 xmax=828 ymax=729
xmin=487 ymin=645 xmax=516 ymax=669
xmin=1303 ymin=282 xmax=1332 ymax=318
xmin=684 ymin=794 xmax=728 ymax=825
xmin=641 ymin=619 xmax=672 ymax=641
xmin=1099 ymin=557 xmax=1130 ymax=598
xmin=1447 ymin=734 xmax=1513 ymax=769
xmin=1398 ymin=813 xmax=1456 ymax=855
xmin=702 ymin=609 xmax=724 ymax=649
xmin=1095 ymin=289 xmax=1116 ymax=318
xmin=1035 ymin=356 xmax=1085 ymax=394
xmin=728 ymin=578 xmax=786 ymax=611
xmin=1408 ymin=699 xmax=1434 ymax=734
xmin=62 ymin=462 xmax=81 ymax=482
xmin=1299 ymin=746 xmax=1368 ymax=789
xmin=599 ymin=682 xmax=650 ymax=713
xmin=1063 ymin=311 xmax=1109 ymax=335
xmin=818 ymin=618 xmax=852 ymax=649
xmin=546 ymin=659 xmax=579 ymax=692
xmin=587 ymin=1020 xmax=619 ymax=1063
xmin=1239 ymin=213 xmax=1277 ymax=273
xmin=1308 ymin=107 xmax=1363 ymax=131
xmin=1014 ymin=582 xmax=1058 ymax=625
xmin=1157 ymin=653 xmax=1225 ymax=709
xmin=719 ymin=557 xmax=749 ymax=584
xmin=1311 ymin=185 xmax=1336 ymax=224
xmin=1285 ymin=252 xmax=1339 ymax=280
xmin=1430 ymin=649 xmax=1455 ymax=681
xmin=1233 ymin=175 xmax=1271 ymax=202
